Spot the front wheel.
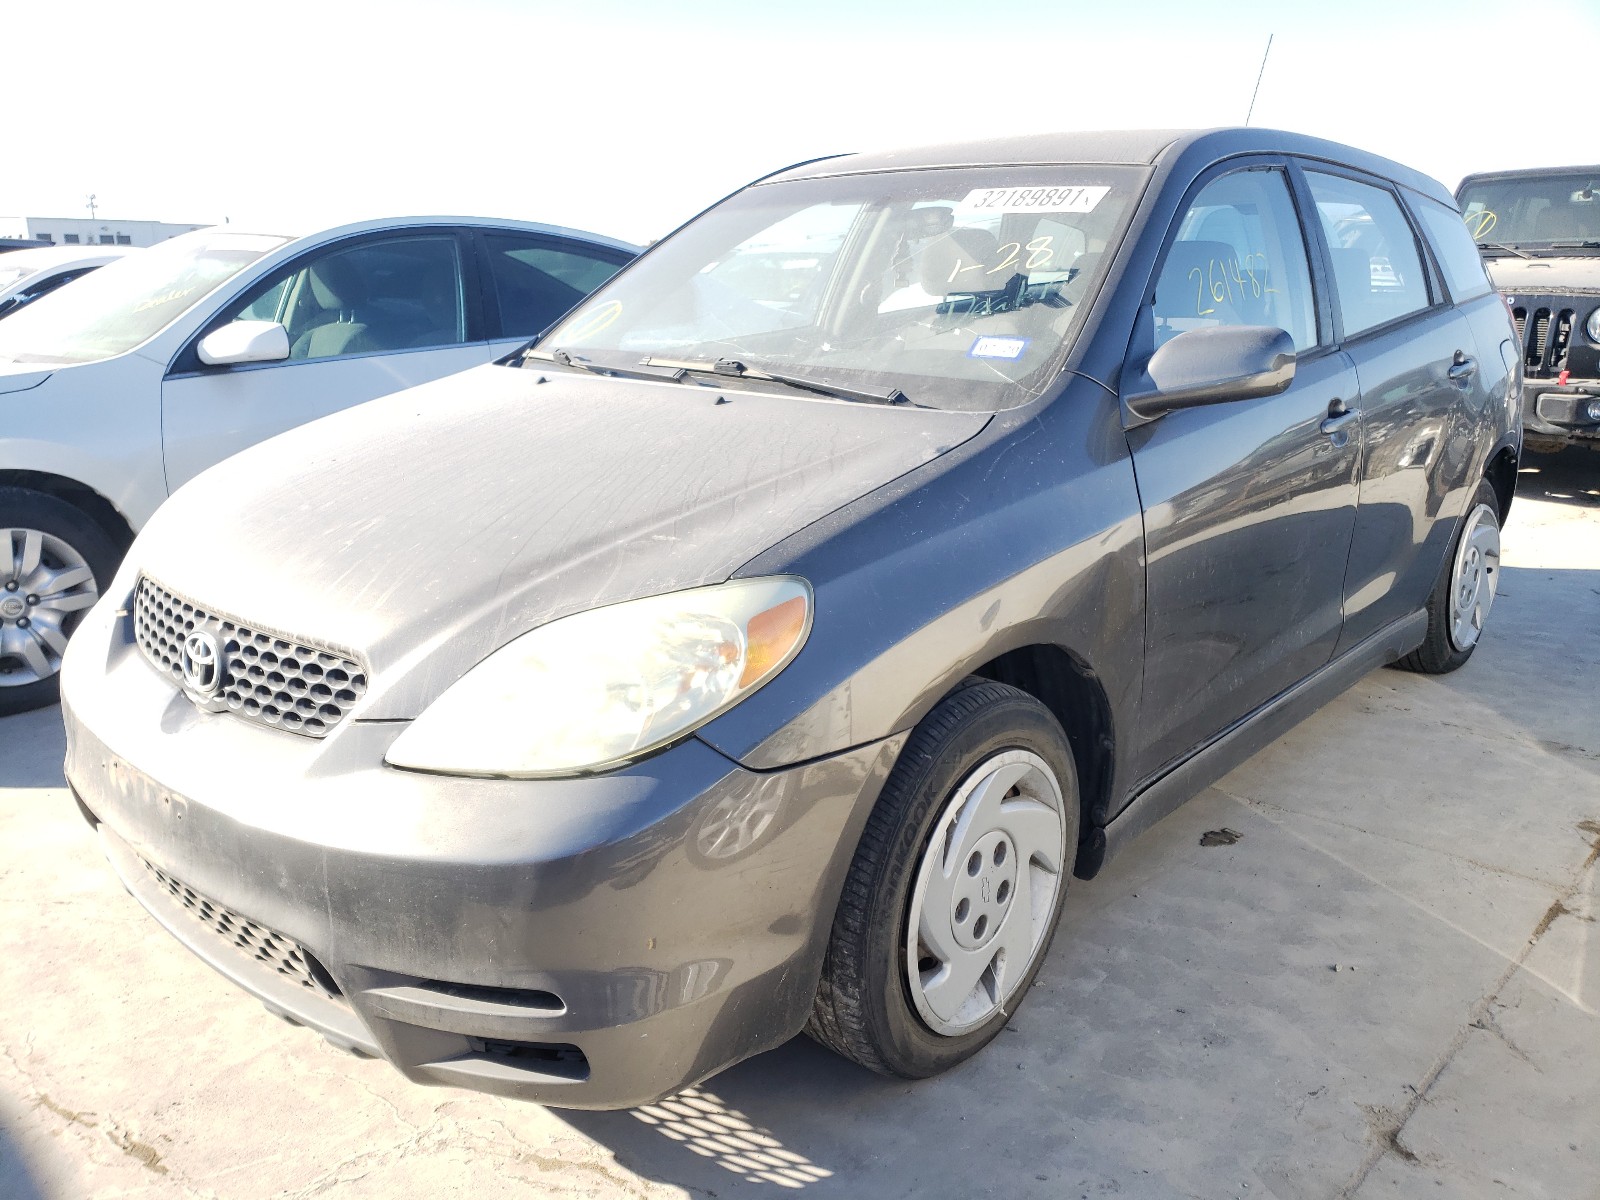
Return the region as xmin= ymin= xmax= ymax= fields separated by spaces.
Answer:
xmin=1395 ymin=478 xmax=1501 ymax=675
xmin=807 ymin=678 xmax=1079 ymax=1077
xmin=0 ymin=488 xmax=120 ymax=716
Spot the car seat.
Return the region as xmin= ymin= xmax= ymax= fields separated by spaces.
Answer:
xmin=291 ymin=257 xmax=372 ymax=359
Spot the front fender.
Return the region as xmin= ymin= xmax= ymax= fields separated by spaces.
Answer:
xmin=697 ymin=382 xmax=1145 ymax=792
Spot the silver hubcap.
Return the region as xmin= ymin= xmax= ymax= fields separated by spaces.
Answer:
xmin=906 ymin=749 xmax=1067 ymax=1037
xmin=1448 ymin=503 xmax=1499 ymax=652
xmin=0 ymin=528 xmax=99 ymax=687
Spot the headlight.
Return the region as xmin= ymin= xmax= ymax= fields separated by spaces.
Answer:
xmin=384 ymin=577 xmax=811 ymax=778
xmin=1587 ymin=307 xmax=1600 ymax=345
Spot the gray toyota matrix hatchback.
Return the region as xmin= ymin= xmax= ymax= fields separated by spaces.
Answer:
xmin=59 ymin=128 xmax=1520 ymax=1109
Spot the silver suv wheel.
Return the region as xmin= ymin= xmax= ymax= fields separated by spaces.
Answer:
xmin=905 ymin=749 xmax=1068 ymax=1037
xmin=1447 ymin=501 xmax=1499 ymax=653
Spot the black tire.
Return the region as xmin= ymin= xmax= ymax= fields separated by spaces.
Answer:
xmin=0 ymin=487 xmax=123 ymax=716
xmin=806 ymin=677 xmax=1080 ymax=1077
xmin=1394 ymin=478 xmax=1501 ymax=676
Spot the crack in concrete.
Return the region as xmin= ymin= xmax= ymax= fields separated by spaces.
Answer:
xmin=4 ymin=1041 xmax=178 ymax=1182
xmin=1469 ymin=1005 xmax=1537 ymax=1069
xmin=1221 ymin=788 xmax=1572 ymax=890
xmin=275 ymin=1108 xmax=667 ymax=1200
xmin=486 ymin=1117 xmax=657 ymax=1198
xmin=1578 ymin=820 xmax=1600 ymax=871
xmin=1222 ymin=792 xmax=1598 ymax=1015
xmin=1359 ymin=1104 xmax=1420 ymax=1165
xmin=1333 ymin=821 xmax=1600 ymax=1197
xmin=105 ymin=1124 xmax=168 ymax=1175
xmin=279 ymin=1119 xmax=447 ymax=1199
xmin=34 ymin=1092 xmax=97 ymax=1129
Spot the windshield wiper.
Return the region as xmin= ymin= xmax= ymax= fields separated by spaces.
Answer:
xmin=524 ymin=347 xmax=686 ymax=383
xmin=640 ymin=356 xmax=916 ymax=407
xmin=1544 ymin=240 xmax=1600 ymax=250
xmin=1476 ymin=241 xmax=1531 ymax=259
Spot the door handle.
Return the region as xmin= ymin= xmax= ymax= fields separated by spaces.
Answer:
xmin=1320 ymin=399 xmax=1358 ymax=436
xmin=1448 ymin=351 xmax=1477 ymax=386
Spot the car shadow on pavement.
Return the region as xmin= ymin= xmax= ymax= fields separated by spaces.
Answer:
xmin=0 ymin=1118 xmax=52 ymax=1200
xmin=0 ymin=706 xmax=67 ymax=790
xmin=560 ymin=1035 xmax=945 ymax=1195
xmin=1517 ymin=449 xmax=1600 ymax=508
xmin=1464 ymin=564 xmax=1600 ymax=776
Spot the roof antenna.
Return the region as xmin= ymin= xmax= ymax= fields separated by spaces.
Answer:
xmin=1244 ymin=34 xmax=1274 ymax=126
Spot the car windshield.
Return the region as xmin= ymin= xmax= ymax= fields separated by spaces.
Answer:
xmin=1458 ymin=172 xmax=1600 ymax=250
xmin=536 ymin=164 xmax=1146 ymax=411
xmin=0 ymin=231 xmax=288 ymax=364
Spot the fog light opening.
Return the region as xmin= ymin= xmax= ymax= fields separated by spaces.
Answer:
xmin=465 ymin=1037 xmax=590 ymax=1081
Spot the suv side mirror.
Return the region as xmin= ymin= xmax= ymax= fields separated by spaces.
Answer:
xmin=1124 ymin=325 xmax=1296 ymax=420
xmin=197 ymin=320 xmax=290 ymax=367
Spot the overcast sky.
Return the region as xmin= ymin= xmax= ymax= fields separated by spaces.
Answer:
xmin=7 ymin=0 xmax=1597 ymax=245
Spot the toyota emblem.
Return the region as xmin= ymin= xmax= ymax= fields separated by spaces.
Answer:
xmin=180 ymin=630 xmax=223 ymax=696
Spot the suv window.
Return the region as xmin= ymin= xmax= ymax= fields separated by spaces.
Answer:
xmin=223 ymin=235 xmax=466 ymax=362
xmin=484 ymin=234 xmax=628 ymax=337
xmin=1152 ymin=168 xmax=1317 ymax=351
xmin=1306 ymin=173 xmax=1431 ymax=338
xmin=1410 ymin=195 xmax=1494 ymax=301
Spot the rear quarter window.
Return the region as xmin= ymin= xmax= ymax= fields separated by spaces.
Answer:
xmin=1411 ymin=194 xmax=1494 ymax=302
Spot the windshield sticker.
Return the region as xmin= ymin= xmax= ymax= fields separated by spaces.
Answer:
xmin=1464 ymin=210 xmax=1496 ymax=239
xmin=968 ymin=335 xmax=1031 ymax=360
xmin=960 ymin=186 xmax=1110 ymax=214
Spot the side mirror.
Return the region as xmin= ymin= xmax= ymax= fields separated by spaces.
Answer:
xmin=1124 ymin=325 xmax=1296 ymax=421
xmin=197 ymin=320 xmax=290 ymax=367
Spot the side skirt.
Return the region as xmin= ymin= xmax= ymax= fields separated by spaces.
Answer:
xmin=1079 ymin=610 xmax=1427 ymax=878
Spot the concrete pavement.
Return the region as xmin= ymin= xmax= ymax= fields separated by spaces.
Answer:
xmin=1 ymin=452 xmax=1596 ymax=1199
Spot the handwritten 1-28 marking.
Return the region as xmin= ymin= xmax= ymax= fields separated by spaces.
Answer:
xmin=944 ymin=236 xmax=1064 ymax=284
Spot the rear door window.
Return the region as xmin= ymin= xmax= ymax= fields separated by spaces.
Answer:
xmin=1305 ymin=172 xmax=1432 ymax=338
xmin=484 ymin=235 xmax=630 ymax=337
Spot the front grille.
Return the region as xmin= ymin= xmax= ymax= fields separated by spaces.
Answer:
xmin=141 ymin=858 xmax=345 ymax=1005
xmin=133 ymin=576 xmax=368 ymax=737
xmin=1510 ymin=295 xmax=1580 ymax=377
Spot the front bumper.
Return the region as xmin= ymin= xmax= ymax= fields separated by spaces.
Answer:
xmin=1522 ymin=381 xmax=1600 ymax=446
xmin=61 ymin=603 xmax=903 ymax=1110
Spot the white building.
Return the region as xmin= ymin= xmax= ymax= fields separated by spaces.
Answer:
xmin=0 ymin=216 xmax=208 ymax=248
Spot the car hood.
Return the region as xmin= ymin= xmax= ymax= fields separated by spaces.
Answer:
xmin=1485 ymin=255 xmax=1600 ymax=294
xmin=133 ymin=362 xmax=988 ymax=718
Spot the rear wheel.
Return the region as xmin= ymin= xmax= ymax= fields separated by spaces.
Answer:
xmin=1395 ymin=478 xmax=1501 ymax=675
xmin=0 ymin=488 xmax=119 ymax=716
xmin=807 ymin=678 xmax=1078 ymax=1077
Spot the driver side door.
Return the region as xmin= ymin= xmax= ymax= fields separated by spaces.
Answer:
xmin=1125 ymin=162 xmax=1363 ymax=783
xmin=160 ymin=229 xmax=490 ymax=493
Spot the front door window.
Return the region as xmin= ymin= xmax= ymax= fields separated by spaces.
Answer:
xmin=1153 ymin=168 xmax=1318 ymax=352
xmin=221 ymin=235 xmax=467 ymax=361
